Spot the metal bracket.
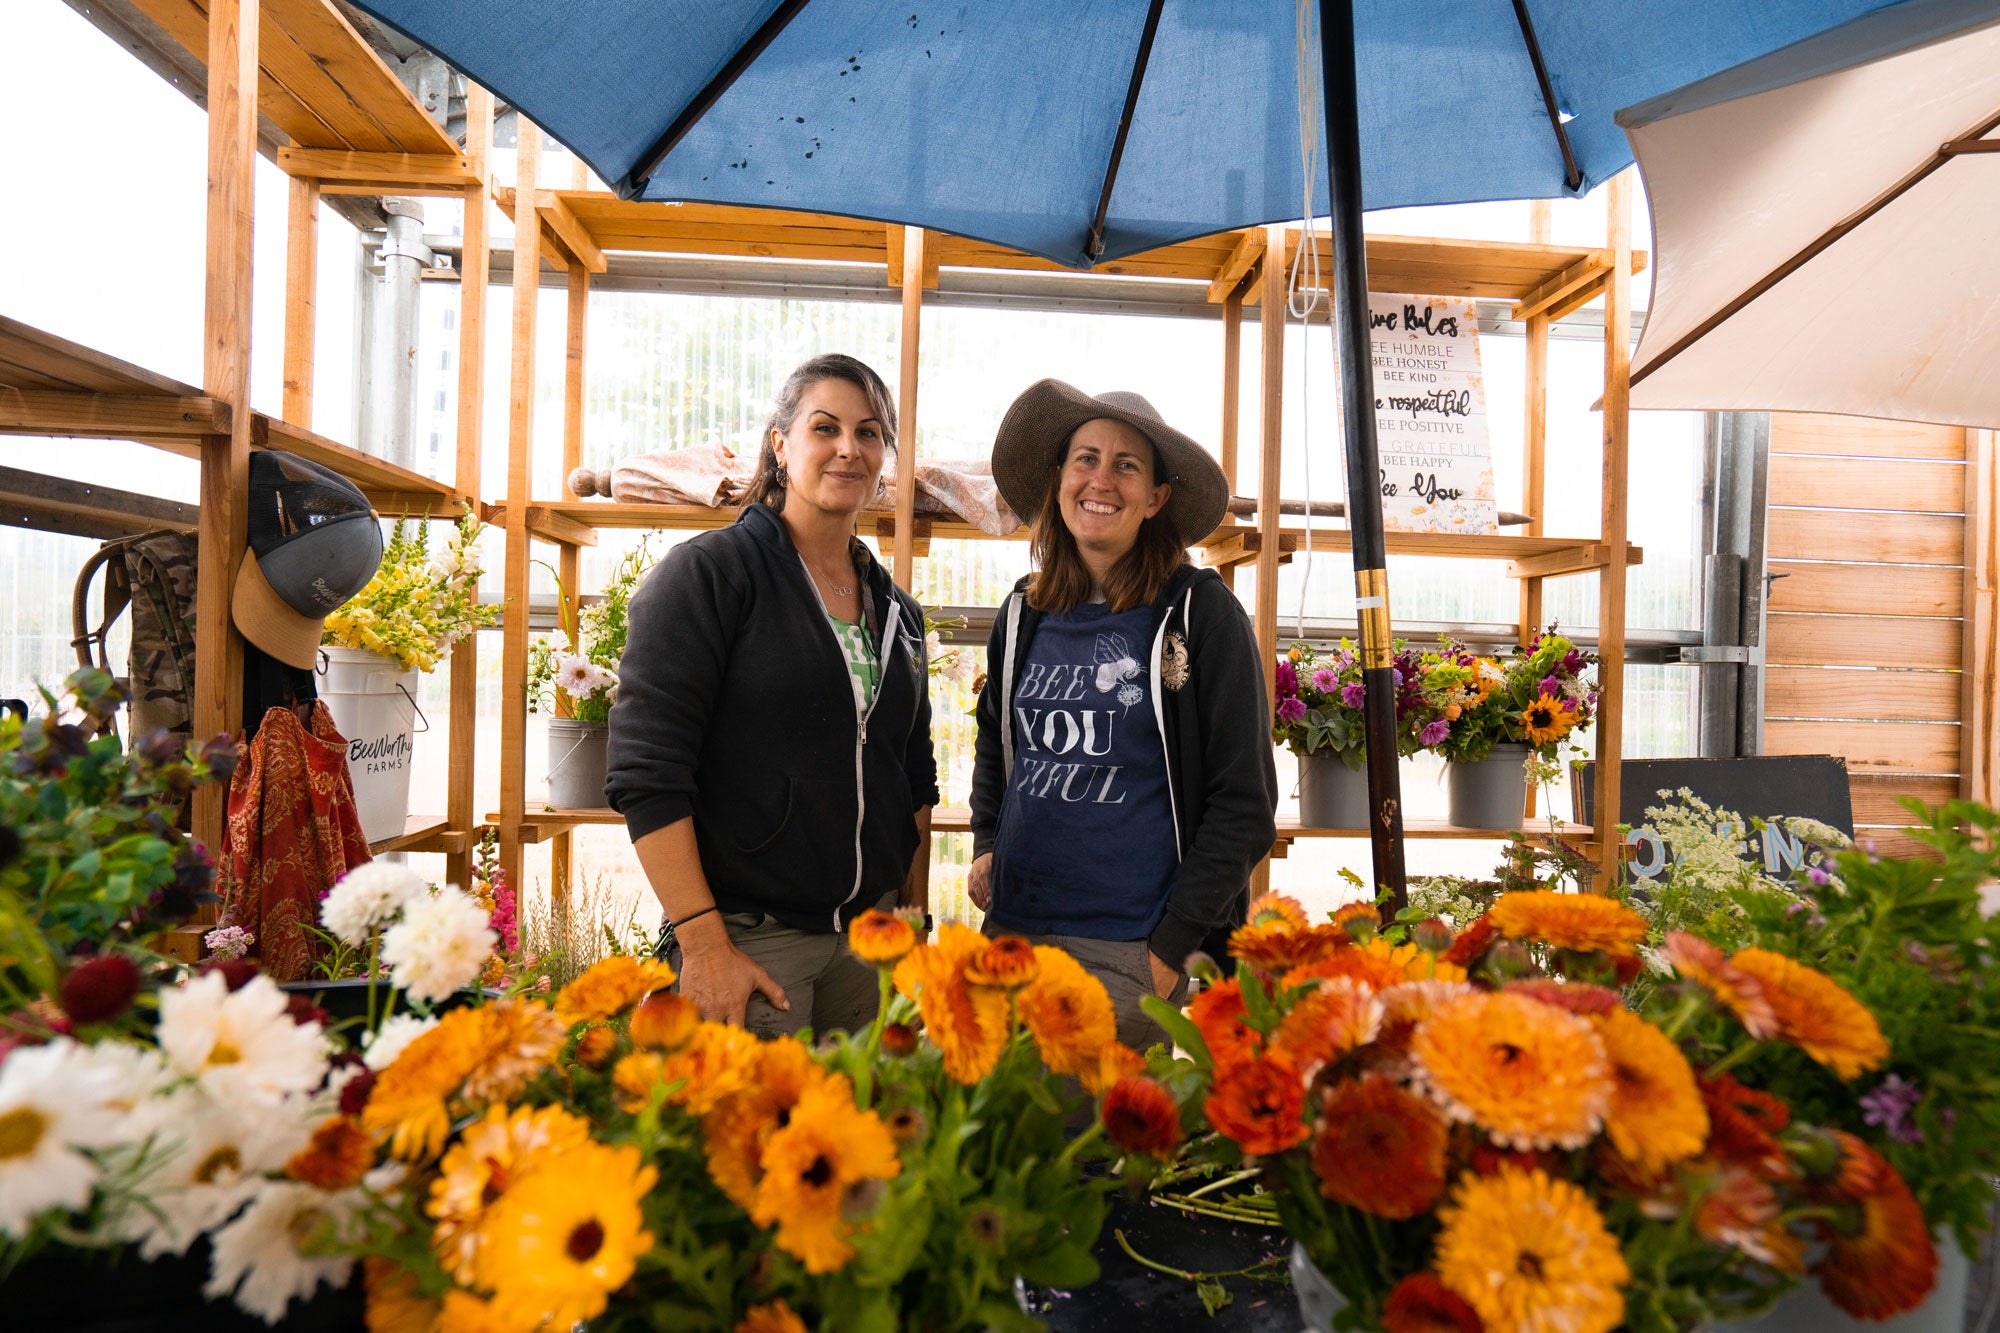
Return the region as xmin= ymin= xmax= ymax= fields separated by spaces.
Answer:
xmin=1675 ymin=645 xmax=1764 ymax=665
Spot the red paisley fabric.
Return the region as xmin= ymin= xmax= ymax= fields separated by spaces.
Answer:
xmin=221 ymin=702 xmax=373 ymax=981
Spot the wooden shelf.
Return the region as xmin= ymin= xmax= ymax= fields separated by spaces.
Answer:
xmin=487 ymin=499 xmax=1027 ymax=547
xmin=1197 ymin=523 xmax=1641 ymax=575
xmin=493 ymin=807 xmax=624 ymax=844
xmin=370 ymin=815 xmax=469 ymax=856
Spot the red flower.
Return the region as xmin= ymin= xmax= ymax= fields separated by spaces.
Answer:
xmin=1700 ymin=1071 xmax=1792 ymax=1178
xmin=58 ymin=954 xmax=140 ymax=1024
xmin=338 ymin=1068 xmax=377 ymax=1116
xmin=1188 ymin=980 xmax=1260 ymax=1071
xmin=1815 ymin=1135 xmax=1937 ymax=1320
xmin=1101 ymin=1077 xmax=1182 ymax=1158
xmin=1206 ymin=1051 xmax=1308 ymax=1156
xmin=1440 ymin=914 xmax=1499 ymax=969
xmin=1312 ymin=1074 xmax=1447 ymax=1219
xmin=1383 ymin=1272 xmax=1484 ymax=1333
xmin=1504 ymin=978 xmax=1620 ymax=1017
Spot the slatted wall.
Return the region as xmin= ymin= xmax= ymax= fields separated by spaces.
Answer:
xmin=1763 ymin=415 xmax=1980 ymax=856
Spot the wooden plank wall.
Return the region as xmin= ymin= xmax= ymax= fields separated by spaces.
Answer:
xmin=1763 ymin=415 xmax=1971 ymax=856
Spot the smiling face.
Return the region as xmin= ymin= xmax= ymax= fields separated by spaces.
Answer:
xmin=772 ymin=377 xmax=888 ymax=520
xmin=1056 ymin=418 xmax=1170 ymax=565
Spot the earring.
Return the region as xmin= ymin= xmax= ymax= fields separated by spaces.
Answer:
xmin=776 ymin=462 xmax=790 ymax=485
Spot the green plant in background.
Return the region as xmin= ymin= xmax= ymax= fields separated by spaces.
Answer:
xmin=527 ymin=539 xmax=656 ymax=723
xmin=321 ymin=506 xmax=500 ymax=673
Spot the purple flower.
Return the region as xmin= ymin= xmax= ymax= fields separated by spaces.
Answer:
xmin=1391 ymin=667 xmax=1404 ymax=689
xmin=1420 ymin=719 xmax=1451 ymax=747
xmin=1539 ymin=674 xmax=1563 ymax=699
xmin=1274 ymin=660 xmax=1298 ymax=697
xmin=1860 ymin=1074 xmax=1925 ymax=1145
xmin=1275 ymin=697 xmax=1307 ymax=725
xmin=1561 ymin=649 xmax=1586 ymax=675
xmin=1807 ymin=865 xmax=1832 ymax=887
xmin=1312 ymin=668 xmax=1340 ymax=694
xmin=1340 ymin=683 xmax=1367 ymax=709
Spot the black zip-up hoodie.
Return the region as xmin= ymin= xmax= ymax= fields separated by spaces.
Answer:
xmin=606 ymin=503 xmax=939 ymax=934
xmin=970 ymin=564 xmax=1278 ymax=969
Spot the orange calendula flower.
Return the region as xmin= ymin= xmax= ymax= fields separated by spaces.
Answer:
xmin=1663 ymin=933 xmax=1777 ymax=1039
xmin=750 ymin=1077 xmax=902 ymax=1273
xmin=1329 ymin=901 xmax=1380 ymax=941
xmin=1700 ymin=1071 xmax=1793 ymax=1178
xmin=363 ymin=1009 xmax=486 ymax=1160
xmin=1381 ymin=1272 xmax=1482 ymax=1333
xmin=1080 ymin=1042 xmax=1147 ymax=1098
xmin=1815 ymin=1135 xmax=1937 ymax=1321
xmin=436 ymin=1291 xmax=513 ymax=1333
xmin=1288 ymin=937 xmax=1464 ymax=993
xmin=1101 ymin=1077 xmax=1183 ymax=1158
xmin=848 ymin=909 xmax=917 ymax=966
xmin=1409 ymin=990 xmax=1612 ymax=1152
xmin=1206 ymin=1050 xmax=1309 ymax=1156
xmin=457 ymin=1000 xmax=569 ymax=1103
xmin=1231 ymin=916 xmax=1342 ymax=972
xmin=1312 ymin=1073 xmax=1447 ymax=1219
xmin=554 ymin=955 xmax=676 ymax=1027
xmin=1273 ymin=976 xmax=1383 ymax=1071
xmin=1018 ymin=946 xmax=1116 ymax=1077
xmin=629 ymin=990 xmax=699 ymax=1052
xmin=573 ymin=1023 xmax=619 ymax=1069
xmin=1692 ymin=1160 xmax=1799 ymax=1271
xmin=893 ymin=924 xmax=1011 ymax=1084
xmin=284 ymin=1114 xmax=374 ymax=1191
xmin=1487 ymin=890 xmax=1646 ymax=958
xmin=735 ymin=1300 xmax=808 ymax=1333
xmin=1593 ymin=1007 xmax=1707 ymax=1174
xmin=1520 ymin=692 xmax=1578 ymax=746
xmin=1441 ymin=913 xmax=1500 ymax=969
xmin=1188 ymin=979 xmax=1261 ymax=1071
xmin=701 ymin=1038 xmax=831 ymax=1209
xmin=1248 ymin=892 xmax=1309 ymax=925
xmin=1434 ymin=1166 xmax=1628 ymax=1333
xmin=430 ymin=1102 xmax=593 ymax=1283
xmin=362 ymin=1256 xmax=439 ymax=1333
xmin=965 ymin=934 xmax=1040 ymax=989
xmin=1730 ymin=949 xmax=1888 ymax=1079
xmin=477 ymin=1140 xmax=657 ymax=1332
xmin=1506 ymin=978 xmax=1620 ymax=1017
xmin=612 ymin=1021 xmax=758 ymax=1115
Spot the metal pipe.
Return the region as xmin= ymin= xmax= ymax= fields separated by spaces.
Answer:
xmin=1319 ymin=0 xmax=1406 ymax=906
xmin=360 ymin=197 xmax=432 ymax=472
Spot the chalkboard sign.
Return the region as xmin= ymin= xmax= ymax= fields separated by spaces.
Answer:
xmin=1572 ymin=755 xmax=1853 ymax=881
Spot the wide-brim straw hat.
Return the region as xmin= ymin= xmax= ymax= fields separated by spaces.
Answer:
xmin=991 ymin=379 xmax=1229 ymax=547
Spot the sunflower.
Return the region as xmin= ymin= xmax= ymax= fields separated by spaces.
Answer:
xmin=431 ymin=1103 xmax=593 ymax=1283
xmin=1487 ymin=890 xmax=1645 ymax=958
xmin=1101 ymin=1077 xmax=1182 ymax=1158
xmin=629 ymin=991 xmax=699 ymax=1052
xmin=966 ymin=935 xmax=1040 ymax=989
xmin=1663 ymin=933 xmax=1777 ymax=1039
xmin=1814 ymin=1135 xmax=1937 ymax=1321
xmin=1519 ymin=693 xmax=1578 ymax=747
xmin=1433 ymin=1166 xmax=1628 ymax=1333
xmin=1188 ymin=980 xmax=1261 ymax=1071
xmin=893 ymin=924 xmax=1011 ymax=1085
xmin=1730 ymin=949 xmax=1888 ymax=1079
xmin=283 ymin=1114 xmax=374 ymax=1191
xmin=1592 ymin=1007 xmax=1707 ymax=1174
xmin=1205 ymin=1051 xmax=1309 ymax=1156
xmin=701 ymin=1038 xmax=831 ymax=1209
xmin=1273 ymin=977 xmax=1383 ymax=1071
xmin=362 ymin=1257 xmax=439 ymax=1333
xmin=1312 ymin=1073 xmax=1447 ymax=1219
xmin=459 ymin=1000 xmax=569 ymax=1102
xmin=478 ymin=1140 xmax=657 ymax=1331
xmin=554 ymin=956 xmax=676 ymax=1027
xmin=1018 ymin=946 xmax=1116 ymax=1077
xmin=735 ymin=1300 xmax=808 ymax=1333
xmin=751 ymin=1078 xmax=902 ymax=1273
xmin=1506 ymin=978 xmax=1621 ymax=1017
xmin=1382 ymin=1272 xmax=1483 ymax=1333
xmin=847 ymin=909 xmax=917 ymax=966
xmin=1408 ymin=991 xmax=1612 ymax=1151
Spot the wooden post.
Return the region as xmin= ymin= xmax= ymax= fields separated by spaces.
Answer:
xmin=1218 ymin=289 xmax=1243 ymax=593
xmin=892 ymin=227 xmax=924 ymax=588
xmin=1519 ymin=202 xmax=1551 ymax=820
xmin=192 ymin=0 xmax=258 ymax=856
xmin=498 ymin=122 xmax=542 ymax=901
xmin=552 ymin=261 xmax=590 ymax=899
xmin=1592 ymin=173 xmax=1635 ymax=886
xmin=1253 ymin=228 xmax=1287 ymax=683
xmin=282 ymin=177 xmax=319 ymax=426
xmin=445 ymin=83 xmax=492 ymax=891
xmin=1961 ymin=429 xmax=1998 ymax=807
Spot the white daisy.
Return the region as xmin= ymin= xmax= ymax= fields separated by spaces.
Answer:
xmin=204 ymin=1179 xmax=358 ymax=1324
xmin=69 ymin=1039 xmax=172 ymax=1132
xmin=156 ymin=973 xmax=329 ymax=1108
xmin=319 ymin=861 xmax=429 ymax=947
xmin=361 ymin=1013 xmax=438 ymax=1071
xmin=0 ymin=1039 xmax=128 ymax=1239
xmin=115 ymin=1087 xmax=312 ymax=1259
xmin=554 ymin=655 xmax=596 ymax=694
xmin=584 ymin=662 xmax=619 ymax=695
xmin=380 ymin=886 xmax=496 ymax=1005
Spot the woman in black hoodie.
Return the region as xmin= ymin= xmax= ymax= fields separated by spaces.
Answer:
xmin=606 ymin=354 xmax=937 ymax=1036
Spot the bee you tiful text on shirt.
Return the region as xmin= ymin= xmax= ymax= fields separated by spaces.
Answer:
xmin=989 ymin=602 xmax=1177 ymax=940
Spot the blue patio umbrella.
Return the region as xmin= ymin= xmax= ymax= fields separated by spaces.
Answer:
xmin=343 ymin=0 xmax=1989 ymax=899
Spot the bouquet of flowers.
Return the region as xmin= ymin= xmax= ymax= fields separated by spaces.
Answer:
xmin=1154 ymin=881 xmax=1940 ymax=1333
xmin=1419 ymin=628 xmax=1597 ymax=768
xmin=526 ymin=541 xmax=655 ymax=723
xmin=322 ymin=507 xmax=500 ymax=674
xmin=1271 ymin=640 xmax=1440 ymax=769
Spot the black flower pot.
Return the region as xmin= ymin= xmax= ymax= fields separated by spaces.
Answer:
xmin=6 ymin=1238 xmax=364 ymax=1332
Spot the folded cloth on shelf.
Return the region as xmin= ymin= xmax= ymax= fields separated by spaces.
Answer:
xmin=874 ymin=458 xmax=1021 ymax=537
xmin=602 ymin=442 xmax=757 ymax=507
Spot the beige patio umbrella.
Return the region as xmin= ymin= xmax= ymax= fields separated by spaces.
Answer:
xmin=1625 ymin=10 xmax=2000 ymax=427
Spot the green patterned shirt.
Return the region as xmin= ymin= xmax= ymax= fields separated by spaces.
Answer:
xmin=829 ymin=615 xmax=879 ymax=708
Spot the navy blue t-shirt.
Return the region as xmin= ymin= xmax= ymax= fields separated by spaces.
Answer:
xmin=987 ymin=601 xmax=1178 ymax=939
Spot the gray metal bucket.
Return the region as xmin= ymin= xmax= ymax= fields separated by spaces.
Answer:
xmin=1446 ymin=743 xmax=1530 ymax=829
xmin=546 ymin=717 xmax=611 ymax=809
xmin=1719 ymin=1235 xmax=1968 ymax=1333
xmin=1291 ymin=1243 xmax=1346 ymax=1333
xmin=1297 ymin=750 xmax=1370 ymax=829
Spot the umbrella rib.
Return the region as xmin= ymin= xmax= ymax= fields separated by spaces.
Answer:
xmin=1085 ymin=0 xmax=1168 ymax=261
xmin=1510 ymin=0 xmax=1582 ymax=193
xmin=1632 ymin=108 xmax=2000 ymax=387
xmin=625 ymin=0 xmax=815 ymax=195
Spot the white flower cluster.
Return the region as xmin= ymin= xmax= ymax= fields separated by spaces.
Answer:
xmin=926 ymin=630 xmax=980 ymax=687
xmin=552 ymin=649 xmax=619 ymax=701
xmin=320 ymin=864 xmax=498 ymax=1004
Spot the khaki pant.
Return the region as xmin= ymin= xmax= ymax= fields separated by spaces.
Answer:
xmin=986 ymin=928 xmax=1189 ymax=1053
xmin=663 ymin=905 xmax=886 ymax=1039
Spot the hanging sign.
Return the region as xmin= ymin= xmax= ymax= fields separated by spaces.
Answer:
xmin=1367 ymin=293 xmax=1498 ymax=535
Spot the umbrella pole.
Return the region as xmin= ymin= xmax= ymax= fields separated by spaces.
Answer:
xmin=1318 ymin=0 xmax=1407 ymax=910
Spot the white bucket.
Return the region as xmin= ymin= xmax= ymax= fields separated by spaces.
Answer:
xmin=317 ymin=646 xmax=424 ymax=845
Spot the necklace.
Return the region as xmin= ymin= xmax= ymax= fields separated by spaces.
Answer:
xmin=803 ymin=552 xmax=855 ymax=598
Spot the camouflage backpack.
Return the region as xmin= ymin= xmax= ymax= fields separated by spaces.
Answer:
xmin=72 ymin=530 xmax=200 ymax=744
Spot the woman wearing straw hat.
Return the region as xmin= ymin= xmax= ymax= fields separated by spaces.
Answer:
xmin=969 ymin=379 xmax=1277 ymax=1048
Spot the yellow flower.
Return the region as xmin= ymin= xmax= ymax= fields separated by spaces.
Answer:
xmin=459 ymin=1001 xmax=569 ymax=1102
xmin=893 ymin=924 xmax=1010 ymax=1085
xmin=1520 ymin=692 xmax=1578 ymax=747
xmin=1593 ymin=1007 xmax=1708 ymax=1174
xmin=1434 ymin=1166 xmax=1629 ymax=1333
xmin=750 ymin=1077 xmax=902 ymax=1273
xmin=362 ymin=1256 xmax=439 ymax=1333
xmin=555 ymin=956 xmax=677 ymax=1027
xmin=701 ymin=1038 xmax=833 ymax=1209
xmin=430 ymin=1103 xmax=593 ymax=1283
xmin=1731 ymin=948 xmax=1888 ymax=1079
xmin=735 ymin=1300 xmax=808 ymax=1333
xmin=1487 ymin=890 xmax=1646 ymax=957
xmin=1017 ymin=947 xmax=1116 ymax=1078
xmin=848 ymin=909 xmax=918 ymax=966
xmin=1409 ymin=991 xmax=1612 ymax=1151
xmin=477 ymin=1140 xmax=657 ymax=1332
xmin=364 ymin=1010 xmax=485 ymax=1161
xmin=613 ymin=1022 xmax=758 ymax=1115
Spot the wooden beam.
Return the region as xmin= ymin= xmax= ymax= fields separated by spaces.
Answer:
xmin=276 ymin=147 xmax=478 ymax=192
xmin=1195 ymin=531 xmax=1297 ymax=568
xmin=1506 ymin=543 xmax=1636 ymax=579
xmin=893 ymin=226 xmax=925 ymax=587
xmin=282 ymin=176 xmax=318 ymax=425
xmin=1254 ymin=227 xmax=1286 ymax=687
xmin=1218 ymin=289 xmax=1243 ymax=592
xmin=192 ymin=0 xmax=258 ymax=860
xmin=1509 ymin=249 xmax=1611 ymax=322
xmin=1965 ymin=430 xmax=1998 ymax=805
xmin=361 ymin=491 xmax=464 ymax=517
xmin=884 ymin=224 xmax=941 ymax=289
xmin=539 ymin=191 xmax=609 ymax=274
xmin=0 ymin=390 xmax=227 ymax=438
xmin=553 ymin=259 xmax=588 ymax=902
xmin=1518 ymin=198 xmax=1551 ymax=652
xmin=0 ymin=464 xmax=198 ymax=536
xmin=497 ymin=121 xmax=541 ymax=901
xmin=1592 ymin=172 xmax=1634 ymax=887
xmin=1206 ymin=229 xmax=1266 ymax=304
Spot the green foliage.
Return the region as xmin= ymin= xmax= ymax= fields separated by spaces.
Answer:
xmin=527 ymin=539 xmax=657 ymax=724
